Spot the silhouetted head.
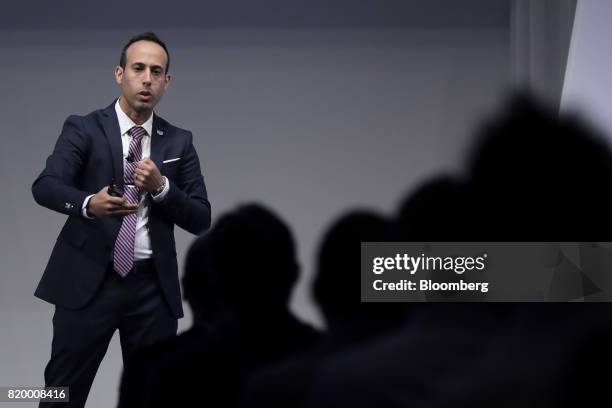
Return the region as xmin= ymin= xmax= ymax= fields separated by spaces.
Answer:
xmin=313 ymin=210 xmax=406 ymax=331
xmin=208 ymin=204 xmax=298 ymax=316
xmin=393 ymin=175 xmax=470 ymax=241
xmin=182 ymin=234 xmax=222 ymax=328
xmin=468 ymin=93 xmax=612 ymax=240
xmin=391 ymin=176 xmax=489 ymax=301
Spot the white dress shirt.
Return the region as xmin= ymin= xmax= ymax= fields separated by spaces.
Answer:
xmin=81 ymin=98 xmax=170 ymax=260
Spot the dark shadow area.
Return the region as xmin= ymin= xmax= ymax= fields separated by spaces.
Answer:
xmin=242 ymin=210 xmax=407 ymax=408
xmin=301 ymin=94 xmax=612 ymax=407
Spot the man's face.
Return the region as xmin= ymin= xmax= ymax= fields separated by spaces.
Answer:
xmin=115 ymin=40 xmax=170 ymax=115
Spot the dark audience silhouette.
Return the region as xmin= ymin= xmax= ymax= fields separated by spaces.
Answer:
xmin=303 ymin=94 xmax=612 ymax=408
xmin=303 ymin=178 xmax=515 ymax=408
xmin=242 ymin=211 xmax=407 ymax=408
xmin=118 ymin=204 xmax=318 ymax=408
xmin=392 ymin=175 xmax=470 ymax=242
xmin=467 ymin=94 xmax=612 ymax=241
xmin=117 ymin=227 xmax=221 ymax=408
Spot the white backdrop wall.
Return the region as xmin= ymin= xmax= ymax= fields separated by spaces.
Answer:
xmin=562 ymin=0 xmax=612 ymax=135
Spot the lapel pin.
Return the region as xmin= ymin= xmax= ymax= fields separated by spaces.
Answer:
xmin=156 ymin=129 xmax=164 ymax=135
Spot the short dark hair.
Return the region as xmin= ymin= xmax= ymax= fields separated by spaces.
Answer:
xmin=119 ymin=32 xmax=170 ymax=73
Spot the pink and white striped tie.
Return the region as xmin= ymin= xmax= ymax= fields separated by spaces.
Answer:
xmin=113 ymin=126 xmax=145 ymax=277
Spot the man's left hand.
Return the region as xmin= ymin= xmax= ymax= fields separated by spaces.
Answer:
xmin=135 ymin=157 xmax=164 ymax=193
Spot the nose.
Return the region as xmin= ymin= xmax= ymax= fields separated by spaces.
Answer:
xmin=142 ymin=69 xmax=152 ymax=85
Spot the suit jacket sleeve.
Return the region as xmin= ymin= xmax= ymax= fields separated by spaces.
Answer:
xmin=32 ymin=115 xmax=92 ymax=218
xmin=153 ymin=131 xmax=211 ymax=235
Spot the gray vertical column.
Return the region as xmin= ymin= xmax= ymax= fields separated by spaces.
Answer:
xmin=510 ymin=0 xmax=577 ymax=108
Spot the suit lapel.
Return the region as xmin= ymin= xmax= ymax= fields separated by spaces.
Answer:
xmin=101 ymin=101 xmax=125 ymax=190
xmin=150 ymin=114 xmax=167 ymax=171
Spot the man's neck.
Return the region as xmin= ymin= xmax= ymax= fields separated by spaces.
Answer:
xmin=118 ymin=97 xmax=152 ymax=125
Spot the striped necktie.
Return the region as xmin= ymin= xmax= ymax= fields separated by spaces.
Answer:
xmin=113 ymin=126 xmax=146 ymax=277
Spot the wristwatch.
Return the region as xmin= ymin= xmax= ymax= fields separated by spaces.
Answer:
xmin=153 ymin=178 xmax=166 ymax=196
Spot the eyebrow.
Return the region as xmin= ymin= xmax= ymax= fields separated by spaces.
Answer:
xmin=131 ymin=62 xmax=164 ymax=71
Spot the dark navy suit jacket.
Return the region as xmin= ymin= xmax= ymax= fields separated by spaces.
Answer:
xmin=32 ymin=101 xmax=211 ymax=318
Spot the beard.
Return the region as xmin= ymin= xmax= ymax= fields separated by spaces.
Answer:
xmin=133 ymin=99 xmax=154 ymax=113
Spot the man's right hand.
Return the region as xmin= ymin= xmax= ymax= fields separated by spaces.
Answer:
xmin=86 ymin=186 xmax=139 ymax=218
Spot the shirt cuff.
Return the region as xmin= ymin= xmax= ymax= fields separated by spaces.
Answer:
xmin=152 ymin=176 xmax=170 ymax=202
xmin=82 ymin=194 xmax=95 ymax=219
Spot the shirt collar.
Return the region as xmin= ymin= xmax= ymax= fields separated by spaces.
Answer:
xmin=114 ymin=98 xmax=153 ymax=137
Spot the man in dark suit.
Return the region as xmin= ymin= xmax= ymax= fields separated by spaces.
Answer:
xmin=32 ymin=32 xmax=211 ymax=407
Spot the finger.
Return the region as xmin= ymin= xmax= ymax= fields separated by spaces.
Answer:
xmin=109 ymin=204 xmax=138 ymax=213
xmin=137 ymin=160 xmax=151 ymax=170
xmin=107 ymin=196 xmax=126 ymax=205
xmin=137 ymin=169 xmax=151 ymax=179
xmin=110 ymin=209 xmax=139 ymax=217
xmin=139 ymin=159 xmax=157 ymax=171
xmin=106 ymin=204 xmax=126 ymax=214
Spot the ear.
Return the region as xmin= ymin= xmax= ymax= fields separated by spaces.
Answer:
xmin=114 ymin=66 xmax=124 ymax=85
xmin=164 ymin=73 xmax=172 ymax=90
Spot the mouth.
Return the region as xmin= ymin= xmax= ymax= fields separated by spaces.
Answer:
xmin=138 ymin=91 xmax=152 ymax=101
